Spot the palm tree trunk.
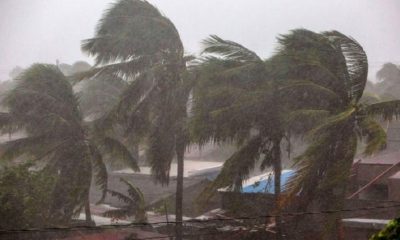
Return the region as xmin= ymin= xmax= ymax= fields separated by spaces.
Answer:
xmin=175 ymin=138 xmax=185 ymax=240
xmin=272 ymin=137 xmax=283 ymax=240
xmin=85 ymin=197 xmax=93 ymax=224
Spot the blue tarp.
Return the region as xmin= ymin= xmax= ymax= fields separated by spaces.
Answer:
xmin=242 ymin=170 xmax=295 ymax=194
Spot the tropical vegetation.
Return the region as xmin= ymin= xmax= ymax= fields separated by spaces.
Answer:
xmin=79 ymin=0 xmax=192 ymax=238
xmin=103 ymin=178 xmax=147 ymax=223
xmin=0 ymin=64 xmax=138 ymax=225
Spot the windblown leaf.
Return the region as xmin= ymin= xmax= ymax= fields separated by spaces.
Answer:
xmin=202 ymin=35 xmax=261 ymax=62
xmin=366 ymin=100 xmax=400 ymax=121
xmin=101 ymin=136 xmax=140 ymax=172
xmin=359 ymin=117 xmax=387 ymax=156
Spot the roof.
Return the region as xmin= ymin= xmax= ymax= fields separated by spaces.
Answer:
xmin=242 ymin=170 xmax=295 ymax=193
xmin=358 ymin=151 xmax=400 ymax=165
xmin=389 ymin=171 xmax=400 ymax=179
xmin=219 ymin=169 xmax=296 ymax=194
xmin=63 ymin=229 xmax=167 ymax=240
xmin=114 ymin=160 xmax=222 ymax=178
xmin=342 ymin=218 xmax=390 ymax=230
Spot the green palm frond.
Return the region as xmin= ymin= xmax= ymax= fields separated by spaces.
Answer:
xmin=202 ymin=35 xmax=261 ymax=62
xmin=324 ymin=31 xmax=368 ymax=102
xmin=275 ymin=29 xmax=350 ymax=103
xmin=103 ymin=208 xmax=131 ymax=219
xmin=146 ymin=113 xmax=176 ymax=185
xmin=81 ymin=0 xmax=183 ymax=66
xmin=317 ymin=134 xmax=357 ymax=192
xmin=278 ymin=79 xmax=340 ymax=103
xmin=0 ymin=135 xmax=55 ymax=162
xmin=104 ymin=178 xmax=146 ymax=222
xmin=198 ymin=135 xmax=263 ymax=203
xmin=106 ymin=189 xmax=134 ymax=205
xmin=89 ymin=144 xmax=108 ymax=203
xmin=72 ymin=57 xmax=151 ymax=82
xmin=306 ymin=107 xmax=355 ymax=140
xmin=101 ymin=136 xmax=140 ymax=172
xmin=286 ymin=109 xmax=330 ymax=135
xmin=359 ymin=117 xmax=387 ymax=156
xmin=120 ymin=178 xmax=145 ymax=204
xmin=366 ymin=100 xmax=400 ymax=120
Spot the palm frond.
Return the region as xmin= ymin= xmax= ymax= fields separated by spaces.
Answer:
xmin=324 ymin=31 xmax=368 ymax=102
xmin=274 ymin=29 xmax=350 ymax=103
xmin=89 ymin=144 xmax=108 ymax=203
xmin=197 ymin=135 xmax=263 ymax=204
xmin=71 ymin=56 xmax=151 ymax=83
xmin=278 ymin=79 xmax=340 ymax=103
xmin=120 ymin=178 xmax=145 ymax=203
xmin=81 ymin=0 xmax=183 ymax=66
xmin=366 ymin=100 xmax=400 ymax=120
xmin=146 ymin=113 xmax=176 ymax=185
xmin=0 ymin=135 xmax=54 ymax=162
xmin=202 ymin=35 xmax=261 ymax=62
xmin=103 ymin=208 xmax=130 ymax=219
xmin=101 ymin=136 xmax=140 ymax=172
xmin=106 ymin=189 xmax=134 ymax=205
xmin=285 ymin=109 xmax=330 ymax=135
xmin=359 ymin=117 xmax=387 ymax=156
xmin=306 ymin=107 xmax=355 ymax=140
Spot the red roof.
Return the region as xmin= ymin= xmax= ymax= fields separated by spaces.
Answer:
xmin=64 ymin=229 xmax=167 ymax=240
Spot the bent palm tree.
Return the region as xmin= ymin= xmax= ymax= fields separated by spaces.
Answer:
xmin=81 ymin=1 xmax=191 ymax=238
xmin=278 ymin=29 xmax=400 ymax=239
xmin=190 ymin=35 xmax=331 ymax=238
xmin=104 ymin=178 xmax=146 ymax=223
xmin=0 ymin=64 xmax=138 ymax=225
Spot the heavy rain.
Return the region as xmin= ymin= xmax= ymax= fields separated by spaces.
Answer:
xmin=0 ymin=1 xmax=400 ymax=239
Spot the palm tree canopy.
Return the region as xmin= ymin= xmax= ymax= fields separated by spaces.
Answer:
xmin=276 ymin=30 xmax=400 ymax=209
xmin=81 ymin=0 xmax=189 ymax=185
xmin=82 ymin=0 xmax=183 ymax=77
xmin=0 ymin=64 xmax=138 ymax=223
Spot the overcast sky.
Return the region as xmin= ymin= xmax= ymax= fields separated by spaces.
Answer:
xmin=0 ymin=0 xmax=399 ymax=81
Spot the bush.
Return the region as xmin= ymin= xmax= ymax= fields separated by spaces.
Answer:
xmin=370 ymin=218 xmax=400 ymax=240
xmin=0 ymin=164 xmax=56 ymax=229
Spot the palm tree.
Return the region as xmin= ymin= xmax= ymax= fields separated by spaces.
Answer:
xmin=190 ymin=35 xmax=332 ymax=238
xmin=277 ymin=29 xmax=400 ymax=239
xmin=0 ymin=64 xmax=139 ymax=225
xmin=80 ymin=1 xmax=191 ymax=238
xmin=103 ymin=178 xmax=147 ymax=223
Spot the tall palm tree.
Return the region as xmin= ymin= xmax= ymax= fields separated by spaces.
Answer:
xmin=278 ymin=29 xmax=400 ymax=239
xmin=80 ymin=1 xmax=191 ymax=238
xmin=0 ymin=64 xmax=138 ymax=225
xmin=190 ymin=35 xmax=332 ymax=238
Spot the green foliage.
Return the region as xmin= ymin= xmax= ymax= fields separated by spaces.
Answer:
xmin=0 ymin=163 xmax=56 ymax=229
xmin=81 ymin=0 xmax=190 ymax=185
xmin=370 ymin=218 xmax=400 ymax=240
xmin=273 ymin=29 xmax=400 ymax=239
xmin=0 ymin=64 xmax=137 ymax=224
xmin=82 ymin=0 xmax=183 ymax=67
xmin=78 ymin=74 xmax=127 ymax=119
xmin=104 ymin=178 xmax=147 ymax=223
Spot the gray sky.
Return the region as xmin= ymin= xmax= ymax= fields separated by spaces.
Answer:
xmin=1 ymin=0 xmax=399 ymax=81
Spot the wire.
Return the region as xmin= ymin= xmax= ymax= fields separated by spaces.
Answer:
xmin=1 ymin=202 xmax=399 ymax=234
